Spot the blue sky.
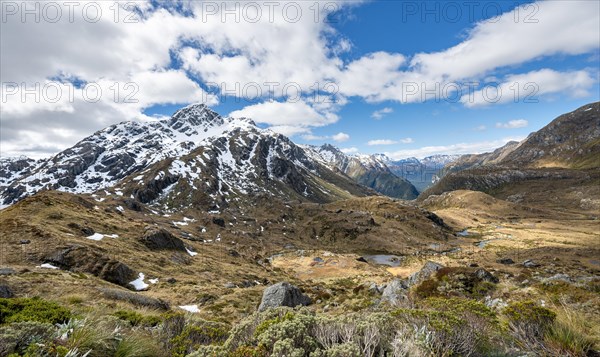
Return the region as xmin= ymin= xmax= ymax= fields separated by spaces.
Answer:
xmin=2 ymin=0 xmax=599 ymax=158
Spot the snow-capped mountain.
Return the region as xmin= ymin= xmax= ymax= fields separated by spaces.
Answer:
xmin=0 ymin=104 xmax=373 ymax=208
xmin=302 ymin=144 xmax=419 ymax=200
xmin=383 ymin=155 xmax=462 ymax=192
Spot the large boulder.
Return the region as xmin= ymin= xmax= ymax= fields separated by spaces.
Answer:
xmin=258 ymin=282 xmax=311 ymax=311
xmin=43 ymin=245 xmax=137 ymax=287
xmin=139 ymin=229 xmax=186 ymax=251
xmin=381 ymin=279 xmax=408 ymax=306
xmin=407 ymin=261 xmax=445 ymax=286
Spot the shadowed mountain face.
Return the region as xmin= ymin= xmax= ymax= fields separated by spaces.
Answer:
xmin=0 ymin=104 xmax=375 ymax=208
xmin=421 ymin=102 xmax=600 ymax=205
xmin=303 ymin=144 xmax=419 ymax=200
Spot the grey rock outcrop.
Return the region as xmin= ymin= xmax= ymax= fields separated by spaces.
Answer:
xmin=407 ymin=261 xmax=445 ymax=286
xmin=139 ymin=229 xmax=186 ymax=251
xmin=0 ymin=285 xmax=14 ymax=298
xmin=381 ymin=279 xmax=408 ymax=306
xmin=258 ymin=282 xmax=311 ymax=311
xmin=43 ymin=245 xmax=137 ymax=287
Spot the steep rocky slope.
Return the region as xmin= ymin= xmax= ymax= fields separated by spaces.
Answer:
xmin=421 ymin=102 xmax=600 ymax=205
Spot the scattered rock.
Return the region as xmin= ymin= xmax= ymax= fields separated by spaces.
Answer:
xmin=485 ymin=296 xmax=507 ymax=310
xmin=19 ymin=240 xmax=30 ymax=245
xmin=468 ymin=263 xmax=479 ymax=268
xmin=407 ymin=261 xmax=445 ymax=286
xmin=0 ymin=268 xmax=16 ymax=276
xmin=542 ymin=273 xmax=572 ymax=284
xmin=313 ymin=257 xmax=324 ymax=263
xmin=166 ymin=277 xmax=177 ymax=284
xmin=0 ymin=285 xmax=14 ymax=298
xmin=356 ymin=257 xmax=368 ymax=263
xmin=381 ymin=279 xmax=408 ymax=305
xmin=139 ymin=229 xmax=186 ymax=251
xmin=123 ymin=199 xmax=142 ymax=211
xmin=224 ymin=282 xmax=236 ymax=289
xmin=212 ymin=217 xmax=225 ymax=227
xmin=258 ymin=282 xmax=312 ymax=311
xmin=239 ymin=280 xmax=255 ymax=288
xmin=228 ymin=250 xmax=240 ymax=258
xmin=475 ymin=268 xmax=499 ymax=283
xmin=523 ymin=260 xmax=540 ymax=268
xmin=497 ymin=258 xmax=515 ymax=265
xmin=81 ymin=227 xmax=95 ymax=236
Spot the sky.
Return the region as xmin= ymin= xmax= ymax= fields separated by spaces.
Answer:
xmin=1 ymin=0 xmax=599 ymax=159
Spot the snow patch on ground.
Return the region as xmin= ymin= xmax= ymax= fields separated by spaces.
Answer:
xmin=37 ymin=263 xmax=59 ymax=269
xmin=179 ymin=305 xmax=200 ymax=313
xmin=87 ymin=233 xmax=105 ymax=241
xmin=129 ymin=273 xmax=149 ymax=291
xmin=186 ymin=248 xmax=198 ymax=257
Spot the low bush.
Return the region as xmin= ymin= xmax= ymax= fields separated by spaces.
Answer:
xmin=0 ymin=297 xmax=72 ymax=324
xmin=99 ymin=288 xmax=170 ymax=310
xmin=0 ymin=321 xmax=55 ymax=356
xmin=503 ymin=300 xmax=556 ymax=351
xmin=113 ymin=310 xmax=161 ymax=327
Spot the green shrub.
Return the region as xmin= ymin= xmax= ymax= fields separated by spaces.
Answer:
xmin=422 ymin=297 xmax=496 ymax=321
xmin=503 ymin=300 xmax=556 ymax=350
xmin=113 ymin=310 xmax=161 ymax=327
xmin=0 ymin=297 xmax=72 ymax=324
xmin=170 ymin=320 xmax=229 ymax=357
xmin=0 ymin=321 xmax=55 ymax=356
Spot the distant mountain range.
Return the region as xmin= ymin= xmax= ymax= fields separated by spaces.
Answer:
xmin=302 ymin=144 xmax=419 ymax=200
xmin=370 ymin=154 xmax=462 ymax=192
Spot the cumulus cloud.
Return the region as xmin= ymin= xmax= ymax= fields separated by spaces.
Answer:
xmin=331 ymin=132 xmax=350 ymax=142
xmin=371 ymin=107 xmax=393 ymax=119
xmin=385 ymin=137 xmax=525 ymax=160
xmin=368 ymin=139 xmax=397 ymax=146
xmin=341 ymin=147 xmax=359 ymax=154
xmin=496 ymin=119 xmax=528 ymax=129
xmin=1 ymin=0 xmax=599 ymax=158
xmin=461 ymin=69 xmax=596 ymax=107
xmin=229 ymin=100 xmax=338 ymax=137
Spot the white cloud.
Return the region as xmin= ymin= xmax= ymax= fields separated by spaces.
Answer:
xmin=368 ymin=139 xmax=396 ymax=146
xmin=2 ymin=0 xmax=599 ymax=158
xmin=341 ymin=147 xmax=359 ymax=154
xmin=302 ymin=134 xmax=328 ymax=141
xmin=229 ymin=100 xmax=338 ymax=137
xmin=410 ymin=1 xmax=600 ymax=81
xmin=368 ymin=137 xmax=412 ymax=146
xmin=385 ymin=137 xmax=525 ymax=160
xmin=474 ymin=125 xmax=487 ymax=132
xmin=371 ymin=107 xmax=393 ymax=119
xmin=496 ymin=119 xmax=528 ymax=129
xmin=331 ymin=132 xmax=350 ymax=142
xmin=462 ymin=69 xmax=596 ymax=107
xmin=336 ymin=1 xmax=600 ymax=104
